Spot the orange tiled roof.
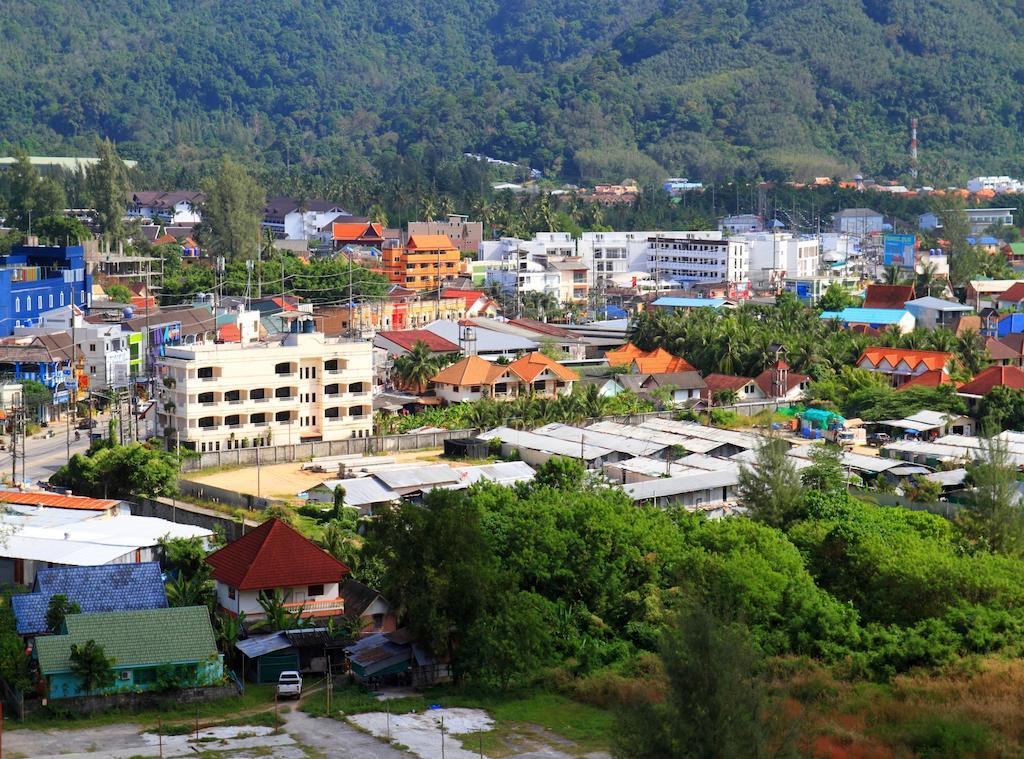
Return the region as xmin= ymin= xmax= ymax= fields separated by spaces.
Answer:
xmin=605 ymin=343 xmax=695 ymax=374
xmin=430 ymin=355 xmax=508 ymax=386
xmin=152 ymin=233 xmax=177 ymax=246
xmin=0 ymin=490 xmax=119 ymax=511
xmin=507 ymin=352 xmax=578 ymax=382
xmin=858 ymin=347 xmax=954 ymax=372
xmin=332 ymin=222 xmax=383 ymax=241
xmin=407 ymin=234 xmax=457 ymax=250
xmin=896 ymin=370 xmax=959 ymax=390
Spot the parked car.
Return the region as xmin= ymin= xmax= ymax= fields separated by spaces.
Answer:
xmin=867 ymin=432 xmax=891 ymax=446
xmin=77 ymin=418 xmax=98 ymax=430
xmin=277 ymin=671 xmax=302 ymax=699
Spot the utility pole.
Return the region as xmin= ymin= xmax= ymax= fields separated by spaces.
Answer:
xmin=10 ymin=405 xmax=17 ymax=484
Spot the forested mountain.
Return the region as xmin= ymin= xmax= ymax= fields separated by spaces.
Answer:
xmin=1 ymin=0 xmax=1023 ymax=183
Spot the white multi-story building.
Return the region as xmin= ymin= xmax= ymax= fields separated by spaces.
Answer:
xmin=738 ymin=233 xmax=820 ymax=286
xmin=647 ymin=235 xmax=749 ymax=289
xmin=967 ymin=176 xmax=1024 ymax=195
xmin=80 ymin=324 xmax=131 ymax=390
xmin=478 ymin=232 xmax=576 ymax=263
xmin=577 ymin=231 xmax=723 ymax=283
xmin=156 ymin=319 xmax=373 ymax=453
xmin=262 ymin=197 xmax=355 ymax=240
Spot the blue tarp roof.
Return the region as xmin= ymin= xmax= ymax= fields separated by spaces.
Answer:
xmin=604 ymin=305 xmax=627 ymax=318
xmin=12 ymin=562 xmax=168 ymax=636
xmin=653 ymin=297 xmax=726 ymax=309
xmin=819 ymin=307 xmax=910 ymax=325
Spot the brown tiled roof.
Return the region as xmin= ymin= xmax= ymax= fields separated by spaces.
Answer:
xmin=863 ymin=284 xmax=914 ymax=309
xmin=896 ymin=370 xmax=959 ymax=390
xmin=377 ymin=330 xmax=460 ymax=353
xmin=753 ymin=361 xmax=809 ymax=397
xmin=703 ymin=374 xmax=755 ymax=393
xmin=430 ymin=355 xmax=507 ymax=385
xmin=506 ymin=352 xmax=578 ymax=382
xmin=997 ymin=282 xmax=1024 ymax=303
xmin=986 ymin=338 xmax=1019 ymax=361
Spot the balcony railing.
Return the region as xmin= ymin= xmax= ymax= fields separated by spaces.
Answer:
xmin=282 ymin=599 xmax=345 ymax=615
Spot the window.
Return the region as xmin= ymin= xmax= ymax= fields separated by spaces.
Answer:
xmin=372 ymin=613 xmax=384 ymax=630
xmin=87 ymin=344 xmax=97 ymax=353
xmin=225 ymin=390 xmax=240 ymax=401
xmin=197 ymin=367 xmax=213 ymax=379
xmin=274 ymin=386 xmax=291 ymax=398
xmin=274 ymin=362 xmax=291 ymax=375
xmin=325 ymin=407 xmax=340 ymax=419
xmin=225 ymin=414 xmax=240 ymax=426
xmin=325 ymin=383 xmax=339 ymax=395
xmin=324 ymin=359 xmax=338 ymax=371
xmin=37 ymin=296 xmax=42 ymax=309
xmin=59 ymin=291 xmax=65 ymax=306
xmin=48 ymin=293 xmax=53 ymax=308
xmin=198 ymin=416 xmax=215 ymax=428
xmin=275 ymin=410 xmax=290 ymax=422
xmin=227 ymin=586 xmax=236 ymax=600
xmin=198 ymin=392 xmax=214 ymax=403
xmin=134 ymin=667 xmax=157 ymax=685
xmin=251 ymin=413 xmax=266 ymax=424
xmin=307 ymin=584 xmax=324 ymax=597
xmin=14 ymin=299 xmax=18 ymax=314
xmin=250 ymin=388 xmax=265 ymax=400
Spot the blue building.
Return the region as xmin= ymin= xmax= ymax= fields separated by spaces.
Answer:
xmin=0 ymin=245 xmax=91 ymax=338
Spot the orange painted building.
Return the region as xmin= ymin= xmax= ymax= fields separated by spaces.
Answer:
xmin=383 ymin=234 xmax=462 ymax=291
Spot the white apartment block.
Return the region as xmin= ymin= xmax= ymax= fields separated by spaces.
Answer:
xmin=80 ymin=324 xmax=131 ymax=390
xmin=739 ymin=233 xmax=820 ymax=285
xmin=578 ymin=231 xmax=723 ymax=283
xmin=478 ymin=233 xmax=575 ymax=264
xmin=647 ymin=236 xmax=749 ymax=288
xmin=967 ymin=176 xmax=1024 ymax=195
xmin=156 ymin=322 xmax=373 ymax=453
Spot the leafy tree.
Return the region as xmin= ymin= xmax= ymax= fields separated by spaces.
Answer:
xmin=977 ymin=386 xmax=1024 ymax=432
xmin=800 ymin=444 xmax=846 ymax=493
xmin=364 ymin=488 xmax=500 ymax=663
xmin=3 ymin=149 xmax=66 ymax=231
xmin=332 ymin=485 xmax=346 ymax=520
xmin=615 ymin=603 xmax=776 ymax=759
xmin=257 ymin=588 xmax=306 ymax=631
xmin=958 ymin=434 xmax=1024 ymax=557
xmin=86 ymin=138 xmax=130 ymax=242
xmin=45 ymin=594 xmax=81 ymax=633
xmin=460 ymin=590 xmax=554 ymax=688
xmin=69 ymin=640 xmax=115 ymax=694
xmin=906 ymin=477 xmax=943 ymax=504
xmin=105 ymin=283 xmax=134 ymax=304
xmin=200 ymin=156 xmax=265 ymax=261
xmin=738 ymin=438 xmax=804 ymax=528
xmin=19 ymin=379 xmax=52 ymax=420
xmin=165 ymin=572 xmax=213 ymax=609
xmin=158 ymin=536 xmax=209 ymax=581
xmin=50 ymin=443 xmax=179 ymax=500
xmin=33 ymin=214 xmax=91 ymax=245
xmin=532 ymin=456 xmax=588 ymax=491
xmin=392 ymin=340 xmax=446 ymax=393
xmin=818 ymin=281 xmax=857 ymax=311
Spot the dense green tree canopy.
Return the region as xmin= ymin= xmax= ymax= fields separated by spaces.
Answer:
xmin=2 ymin=1 xmax=1024 ymax=183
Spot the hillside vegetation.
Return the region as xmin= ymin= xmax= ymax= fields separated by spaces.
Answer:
xmin=1 ymin=0 xmax=1023 ymax=182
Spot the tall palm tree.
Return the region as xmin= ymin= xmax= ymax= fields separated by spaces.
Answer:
xmin=367 ymin=203 xmax=389 ymax=228
xmin=392 ymin=341 xmax=441 ymax=392
xmin=419 ymin=195 xmax=437 ymax=222
xmin=914 ymin=261 xmax=940 ymax=298
xmin=956 ymin=329 xmax=989 ymax=375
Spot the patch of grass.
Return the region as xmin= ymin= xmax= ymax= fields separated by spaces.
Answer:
xmin=11 ymin=684 xmax=277 ymax=731
xmin=454 ymin=729 xmax=513 ymax=758
xmin=302 ymin=684 xmax=428 ymax=717
xmin=885 ymin=714 xmax=993 ymax=758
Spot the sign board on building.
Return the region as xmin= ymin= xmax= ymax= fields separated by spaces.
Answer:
xmin=883 ymin=234 xmax=916 ymax=268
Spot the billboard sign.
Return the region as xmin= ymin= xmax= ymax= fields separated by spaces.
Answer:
xmin=883 ymin=234 xmax=916 ymax=268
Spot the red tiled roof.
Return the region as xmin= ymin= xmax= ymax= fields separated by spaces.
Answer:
xmin=0 ymin=490 xmax=118 ymax=511
xmin=753 ymin=362 xmax=809 ymax=397
xmin=997 ymin=282 xmax=1024 ymax=304
xmin=958 ymin=366 xmax=1024 ymax=396
xmin=896 ymin=370 xmax=959 ymax=390
xmin=986 ymin=338 xmax=1019 ymax=361
xmin=205 ymin=518 xmax=349 ymax=591
xmin=377 ymin=329 xmax=460 ymax=353
xmin=702 ymin=374 xmax=755 ymax=393
xmin=863 ymin=284 xmax=915 ymax=309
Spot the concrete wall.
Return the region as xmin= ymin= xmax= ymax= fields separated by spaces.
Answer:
xmin=132 ymin=497 xmax=257 ymax=542
xmin=27 ymin=684 xmax=235 ymax=716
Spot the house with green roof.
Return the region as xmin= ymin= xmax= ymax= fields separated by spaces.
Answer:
xmin=34 ymin=606 xmax=223 ymax=699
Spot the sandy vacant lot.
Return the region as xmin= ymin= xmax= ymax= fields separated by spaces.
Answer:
xmin=350 ymin=707 xmax=494 ymax=759
xmin=187 ymin=448 xmax=445 ymax=501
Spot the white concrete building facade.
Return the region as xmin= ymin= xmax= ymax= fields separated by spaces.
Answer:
xmin=156 ymin=322 xmax=373 ymax=452
xmin=647 ymin=235 xmax=749 ymax=289
xmin=740 ymin=233 xmax=820 ymax=285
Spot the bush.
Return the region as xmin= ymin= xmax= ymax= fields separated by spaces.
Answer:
xmin=897 ymin=714 xmax=992 ymax=758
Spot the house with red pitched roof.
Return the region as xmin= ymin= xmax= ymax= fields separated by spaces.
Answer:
xmin=331 ymin=221 xmax=385 ymax=250
xmin=863 ymin=284 xmax=915 ymax=310
xmin=373 ymin=329 xmax=461 ymax=357
xmin=996 ymin=282 xmax=1024 ymax=312
xmin=206 ymin=518 xmax=349 ymax=620
xmin=957 ymin=365 xmax=1024 ymax=399
xmin=754 ymin=360 xmax=810 ymax=401
xmin=700 ymin=374 xmax=769 ymax=402
xmin=896 ymin=370 xmax=960 ymax=391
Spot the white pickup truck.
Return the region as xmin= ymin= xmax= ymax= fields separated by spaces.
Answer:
xmin=277 ymin=671 xmax=302 ymax=699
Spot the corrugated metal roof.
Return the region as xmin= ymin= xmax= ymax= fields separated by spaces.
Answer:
xmin=236 ymin=632 xmax=292 ymax=658
xmin=534 ymin=423 xmax=666 ymax=456
xmin=451 ymin=461 xmax=535 ymax=485
xmin=373 ymin=464 xmax=460 ymax=490
xmin=624 ymin=470 xmax=739 ymax=501
xmin=309 ymin=477 xmax=399 ymax=506
xmin=479 ymin=427 xmax=613 ymax=460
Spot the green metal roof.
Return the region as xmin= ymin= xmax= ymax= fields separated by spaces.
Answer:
xmin=35 ymin=606 xmax=217 ymax=675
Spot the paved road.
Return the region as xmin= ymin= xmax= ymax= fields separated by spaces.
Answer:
xmin=0 ymin=423 xmax=93 ymax=485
